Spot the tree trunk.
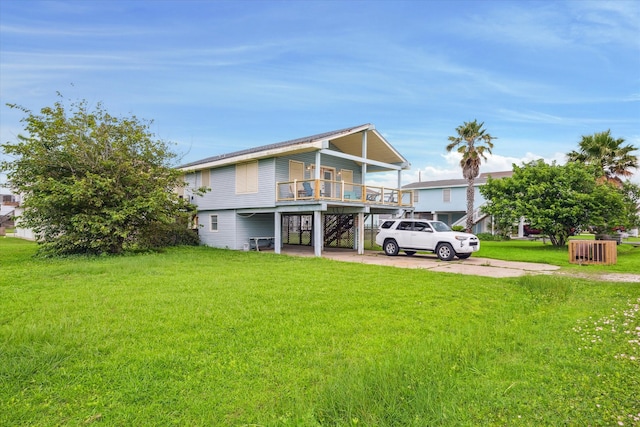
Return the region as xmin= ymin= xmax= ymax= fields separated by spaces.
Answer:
xmin=466 ymin=178 xmax=474 ymax=233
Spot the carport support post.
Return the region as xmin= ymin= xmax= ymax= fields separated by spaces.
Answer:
xmin=313 ymin=210 xmax=322 ymax=257
xmin=274 ymin=211 xmax=281 ymax=254
xmin=357 ymin=212 xmax=365 ymax=255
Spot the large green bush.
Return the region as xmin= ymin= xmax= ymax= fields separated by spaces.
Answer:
xmin=1 ymin=97 xmax=193 ymax=255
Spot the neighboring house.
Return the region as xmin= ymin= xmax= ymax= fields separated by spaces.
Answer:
xmin=2 ymin=192 xmax=36 ymax=239
xmin=0 ymin=193 xmax=18 ymax=235
xmin=177 ymin=124 xmax=413 ymax=256
xmin=402 ymin=171 xmax=513 ymax=234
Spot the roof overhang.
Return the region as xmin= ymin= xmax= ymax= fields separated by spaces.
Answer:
xmin=178 ymin=124 xmax=410 ymax=173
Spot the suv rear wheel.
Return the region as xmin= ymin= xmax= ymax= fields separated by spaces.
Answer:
xmin=383 ymin=239 xmax=399 ymax=256
xmin=436 ymin=243 xmax=455 ymax=261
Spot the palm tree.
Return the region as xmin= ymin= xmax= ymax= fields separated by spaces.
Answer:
xmin=567 ymin=130 xmax=638 ymax=186
xmin=446 ymin=120 xmax=496 ymax=233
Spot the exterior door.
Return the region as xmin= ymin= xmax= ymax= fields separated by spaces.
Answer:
xmin=394 ymin=220 xmax=414 ymax=247
xmin=411 ymin=221 xmax=436 ymax=250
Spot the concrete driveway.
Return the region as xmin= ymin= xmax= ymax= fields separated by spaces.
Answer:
xmin=281 ymin=246 xmax=560 ymax=278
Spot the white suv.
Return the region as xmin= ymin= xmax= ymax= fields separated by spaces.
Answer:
xmin=375 ymin=219 xmax=480 ymax=261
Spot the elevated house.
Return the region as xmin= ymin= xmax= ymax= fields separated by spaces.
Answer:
xmin=177 ymin=124 xmax=413 ymax=256
xmin=402 ymin=171 xmax=512 ymax=234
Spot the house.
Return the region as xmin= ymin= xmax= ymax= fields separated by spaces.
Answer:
xmin=2 ymin=192 xmax=36 ymax=240
xmin=177 ymin=124 xmax=413 ymax=256
xmin=0 ymin=192 xmax=18 ymax=235
xmin=402 ymin=171 xmax=513 ymax=234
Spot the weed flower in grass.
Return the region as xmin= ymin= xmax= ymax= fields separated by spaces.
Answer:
xmin=573 ymin=298 xmax=640 ymax=426
xmin=573 ymin=298 xmax=640 ymax=361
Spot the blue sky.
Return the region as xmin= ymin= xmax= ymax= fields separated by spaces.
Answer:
xmin=1 ymin=0 xmax=639 ymax=187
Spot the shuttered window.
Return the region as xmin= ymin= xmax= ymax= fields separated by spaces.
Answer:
xmin=175 ymin=174 xmax=186 ymax=198
xmin=201 ymin=169 xmax=210 ymax=188
xmin=443 ymin=188 xmax=451 ymax=203
xmin=236 ymin=161 xmax=258 ymax=194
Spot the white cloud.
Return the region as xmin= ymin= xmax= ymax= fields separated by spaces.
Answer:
xmin=368 ymin=152 xmax=573 ymax=189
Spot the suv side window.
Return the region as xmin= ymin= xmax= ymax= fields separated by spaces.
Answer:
xmin=397 ymin=221 xmax=414 ymax=231
xmin=380 ymin=220 xmax=395 ymax=229
xmin=414 ymin=221 xmax=432 ymax=232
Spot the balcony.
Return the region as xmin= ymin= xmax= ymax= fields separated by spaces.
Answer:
xmin=276 ymin=179 xmax=413 ymax=207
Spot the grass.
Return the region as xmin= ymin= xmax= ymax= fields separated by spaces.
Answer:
xmin=476 ymin=237 xmax=640 ymax=274
xmin=1 ymin=237 xmax=639 ymax=426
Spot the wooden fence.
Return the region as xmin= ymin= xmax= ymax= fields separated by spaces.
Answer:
xmin=568 ymin=240 xmax=617 ymax=265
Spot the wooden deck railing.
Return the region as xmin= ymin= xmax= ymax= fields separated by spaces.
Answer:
xmin=276 ymin=179 xmax=413 ymax=207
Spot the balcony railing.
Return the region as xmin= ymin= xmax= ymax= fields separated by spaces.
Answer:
xmin=276 ymin=179 xmax=413 ymax=207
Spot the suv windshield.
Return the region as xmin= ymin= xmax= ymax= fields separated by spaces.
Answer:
xmin=431 ymin=221 xmax=452 ymax=232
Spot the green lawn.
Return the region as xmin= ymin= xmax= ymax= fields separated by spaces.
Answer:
xmin=1 ymin=237 xmax=639 ymax=426
xmin=477 ymin=237 xmax=640 ymax=273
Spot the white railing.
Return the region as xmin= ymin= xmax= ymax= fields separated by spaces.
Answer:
xmin=452 ymin=205 xmax=487 ymax=228
xmin=276 ymin=179 xmax=413 ymax=207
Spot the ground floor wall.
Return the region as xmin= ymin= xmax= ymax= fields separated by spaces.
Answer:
xmin=196 ymin=208 xmax=371 ymax=254
xmin=197 ymin=210 xmax=238 ymax=249
xmin=197 ymin=210 xmax=277 ymax=250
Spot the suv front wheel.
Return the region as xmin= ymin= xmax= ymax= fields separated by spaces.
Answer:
xmin=436 ymin=243 xmax=455 ymax=261
xmin=383 ymin=239 xmax=399 ymax=256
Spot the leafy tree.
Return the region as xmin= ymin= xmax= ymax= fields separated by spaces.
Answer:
xmin=446 ymin=120 xmax=496 ymax=233
xmin=1 ymin=97 xmax=194 ymax=255
xmin=620 ymin=181 xmax=640 ymax=230
xmin=567 ymin=130 xmax=638 ymax=186
xmin=480 ymin=160 xmax=634 ymax=246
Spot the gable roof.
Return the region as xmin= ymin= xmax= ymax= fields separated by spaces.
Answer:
xmin=178 ymin=124 xmax=410 ymax=171
xmin=402 ymin=171 xmax=513 ymax=190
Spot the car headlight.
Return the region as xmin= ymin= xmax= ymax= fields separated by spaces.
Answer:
xmin=455 ymin=236 xmax=468 ymax=241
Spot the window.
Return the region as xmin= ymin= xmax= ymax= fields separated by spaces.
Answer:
xmin=289 ymin=160 xmax=304 ymax=181
xmin=289 ymin=160 xmax=304 ymax=194
xmin=201 ymin=169 xmax=210 ymax=188
xmin=413 ymin=191 xmax=419 ymax=203
xmin=339 ymin=169 xmax=353 ymax=191
xmin=236 ymin=161 xmax=258 ymax=194
xmin=210 ymin=214 xmax=218 ymax=232
xmin=397 ymin=221 xmax=413 ymax=231
xmin=175 ymin=174 xmax=186 ymax=198
xmin=415 ymin=221 xmax=432 ymax=232
xmin=443 ymin=188 xmax=451 ymax=203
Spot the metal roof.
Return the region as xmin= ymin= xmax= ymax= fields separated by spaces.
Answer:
xmin=178 ymin=123 xmax=409 ymax=171
xmin=402 ymin=171 xmax=513 ymax=189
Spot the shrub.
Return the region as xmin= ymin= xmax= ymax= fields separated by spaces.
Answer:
xmin=476 ymin=232 xmax=510 ymax=241
xmin=135 ymin=220 xmax=200 ymax=249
